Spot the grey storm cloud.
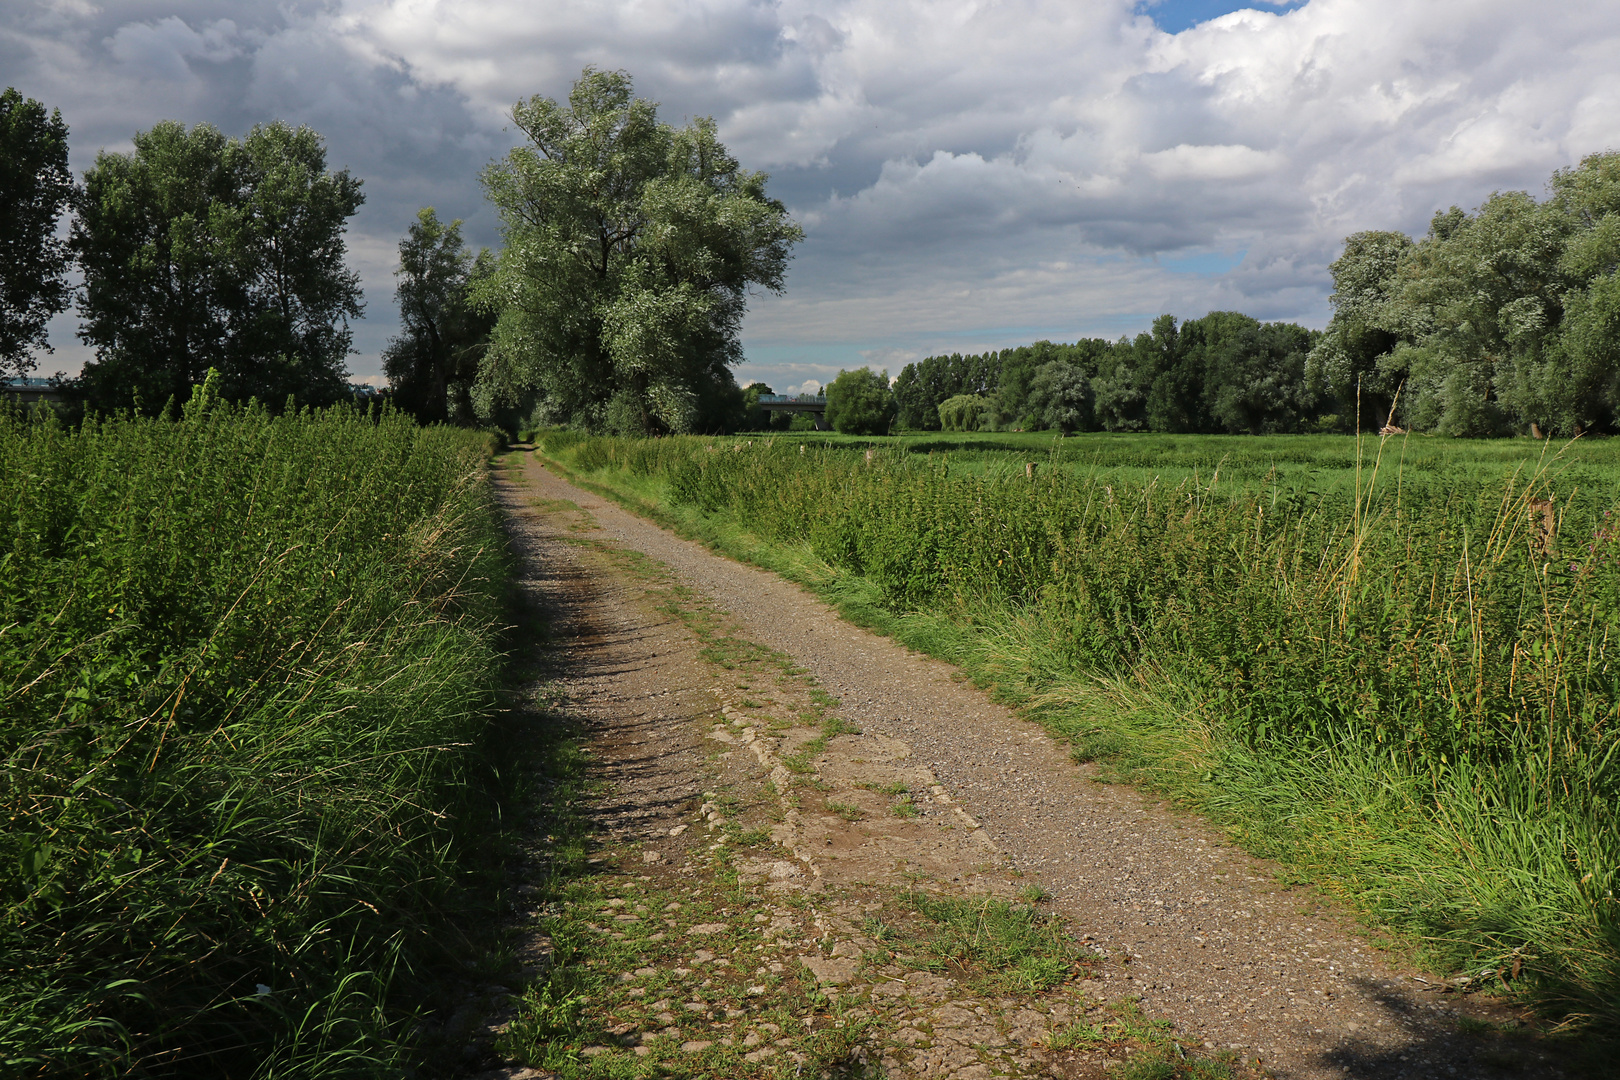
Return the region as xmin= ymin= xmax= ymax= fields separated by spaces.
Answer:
xmin=5 ymin=0 xmax=1620 ymax=387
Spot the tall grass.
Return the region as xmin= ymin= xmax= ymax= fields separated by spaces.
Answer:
xmin=1 ymin=385 xmax=511 ymax=1077
xmin=540 ymin=431 xmax=1620 ymax=1031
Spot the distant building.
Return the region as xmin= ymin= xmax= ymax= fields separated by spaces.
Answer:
xmin=0 ymin=377 xmax=68 ymax=409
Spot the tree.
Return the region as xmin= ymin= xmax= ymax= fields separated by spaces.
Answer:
xmin=475 ymin=68 xmax=802 ymax=434
xmin=382 ymin=208 xmax=493 ymax=424
xmin=1186 ymin=313 xmax=1320 ymax=434
xmin=1524 ymin=151 xmax=1620 ymax=435
xmin=825 ymin=367 xmax=895 ymax=435
xmin=1030 ymin=362 xmax=1094 ymax=433
xmin=1305 ymin=230 xmax=1416 ymax=430
xmin=937 ymin=393 xmax=993 ymax=431
xmin=1401 ymin=193 xmax=1571 ymax=435
xmin=74 ymin=120 xmax=364 ymax=413
xmin=0 ymin=88 xmax=73 ymax=380
xmin=1139 ymin=314 xmax=1210 ymax=433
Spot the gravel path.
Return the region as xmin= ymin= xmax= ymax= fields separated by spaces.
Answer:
xmin=513 ymin=453 xmax=1558 ymax=1079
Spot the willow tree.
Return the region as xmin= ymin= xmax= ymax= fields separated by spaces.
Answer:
xmin=475 ymin=68 xmax=802 ymax=434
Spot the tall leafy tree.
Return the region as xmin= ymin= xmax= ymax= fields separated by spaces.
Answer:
xmin=73 ymin=120 xmax=364 ymax=413
xmin=382 ymin=208 xmax=493 ymax=424
xmin=1139 ymin=314 xmax=1212 ymax=433
xmin=1400 ymin=193 xmax=1571 ymax=435
xmin=1306 ymin=230 xmax=1416 ymax=430
xmin=475 ymin=68 xmax=802 ymax=434
xmin=826 ymin=367 xmax=896 ymax=435
xmin=1185 ymin=312 xmax=1320 ymax=434
xmin=0 ymin=88 xmax=73 ymax=380
xmin=1027 ymin=361 xmax=1094 ymax=433
xmin=1526 ymin=151 xmax=1620 ymax=434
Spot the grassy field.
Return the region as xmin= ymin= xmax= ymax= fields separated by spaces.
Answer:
xmin=533 ymin=428 xmax=1620 ymax=1043
xmin=758 ymin=428 xmax=1620 ymax=498
xmin=0 ymin=387 xmax=514 ymax=1078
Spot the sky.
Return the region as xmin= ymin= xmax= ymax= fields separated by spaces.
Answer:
xmin=6 ymin=0 xmax=1619 ymax=396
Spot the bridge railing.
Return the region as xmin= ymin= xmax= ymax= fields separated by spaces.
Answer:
xmin=757 ymin=394 xmax=826 ymax=405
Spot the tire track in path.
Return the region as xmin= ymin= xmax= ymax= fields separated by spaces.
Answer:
xmin=514 ymin=452 xmax=1559 ymax=1079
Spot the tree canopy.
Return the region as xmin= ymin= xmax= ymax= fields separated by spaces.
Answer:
xmin=825 ymin=368 xmax=896 ymax=435
xmin=73 ymin=120 xmax=364 ymax=413
xmin=382 ymin=208 xmax=493 ymax=424
xmin=937 ymin=393 xmax=993 ymax=431
xmin=0 ymin=88 xmax=73 ymax=380
xmin=474 ymin=68 xmax=802 ymax=435
xmin=1308 ymin=151 xmax=1620 ymax=436
xmin=889 ymin=315 xmax=1324 ymax=436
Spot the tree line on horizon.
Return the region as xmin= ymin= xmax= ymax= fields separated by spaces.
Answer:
xmin=4 ymin=74 xmax=1618 ymax=439
xmin=891 ymin=312 xmax=1323 ymax=436
xmin=893 ymin=152 xmax=1620 ymax=440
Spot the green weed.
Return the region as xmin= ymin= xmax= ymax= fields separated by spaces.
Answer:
xmin=0 ymin=396 xmax=512 ymax=1075
xmin=898 ymin=891 xmax=1095 ymax=993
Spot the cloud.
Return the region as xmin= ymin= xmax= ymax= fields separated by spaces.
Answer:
xmin=3 ymin=0 xmax=1619 ymax=390
xmin=107 ymin=17 xmax=244 ymax=83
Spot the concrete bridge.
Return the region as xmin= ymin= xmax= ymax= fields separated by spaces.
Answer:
xmin=757 ymin=393 xmax=830 ymax=430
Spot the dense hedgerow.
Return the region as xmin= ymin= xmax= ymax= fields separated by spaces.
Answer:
xmin=1 ymin=386 xmax=510 ymax=1077
xmin=542 ymin=432 xmax=1620 ymax=1028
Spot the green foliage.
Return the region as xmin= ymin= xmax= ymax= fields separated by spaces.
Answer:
xmin=0 ymin=391 xmax=509 ymax=1075
xmin=1191 ymin=314 xmax=1319 ymax=434
xmin=1311 ymin=151 xmax=1620 ymax=436
xmin=546 ymin=431 xmax=1620 ymax=1030
xmin=0 ymin=88 xmax=73 ymax=379
xmin=72 ymin=120 xmax=365 ymax=414
xmin=382 ymin=208 xmax=495 ymax=425
xmin=936 ymin=393 xmax=993 ymax=431
xmin=895 ymin=318 xmax=1323 ymax=436
xmin=474 ymin=67 xmax=802 ymax=434
xmin=1305 ymin=229 xmax=1419 ymax=429
xmin=1027 ymin=361 xmax=1093 ymax=433
xmin=892 ymin=350 xmax=1000 ymax=430
xmin=739 ymin=382 xmax=791 ymax=431
xmin=825 ymin=367 xmax=895 ymax=435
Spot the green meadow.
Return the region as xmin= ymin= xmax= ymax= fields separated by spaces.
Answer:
xmin=761 ymin=428 xmax=1620 ymax=496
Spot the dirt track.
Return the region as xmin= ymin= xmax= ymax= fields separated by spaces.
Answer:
xmin=488 ymin=450 xmax=1560 ymax=1080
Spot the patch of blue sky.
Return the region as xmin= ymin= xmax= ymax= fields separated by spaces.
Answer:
xmin=1156 ymin=248 xmax=1248 ymax=274
xmin=1138 ymin=0 xmax=1307 ymax=34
